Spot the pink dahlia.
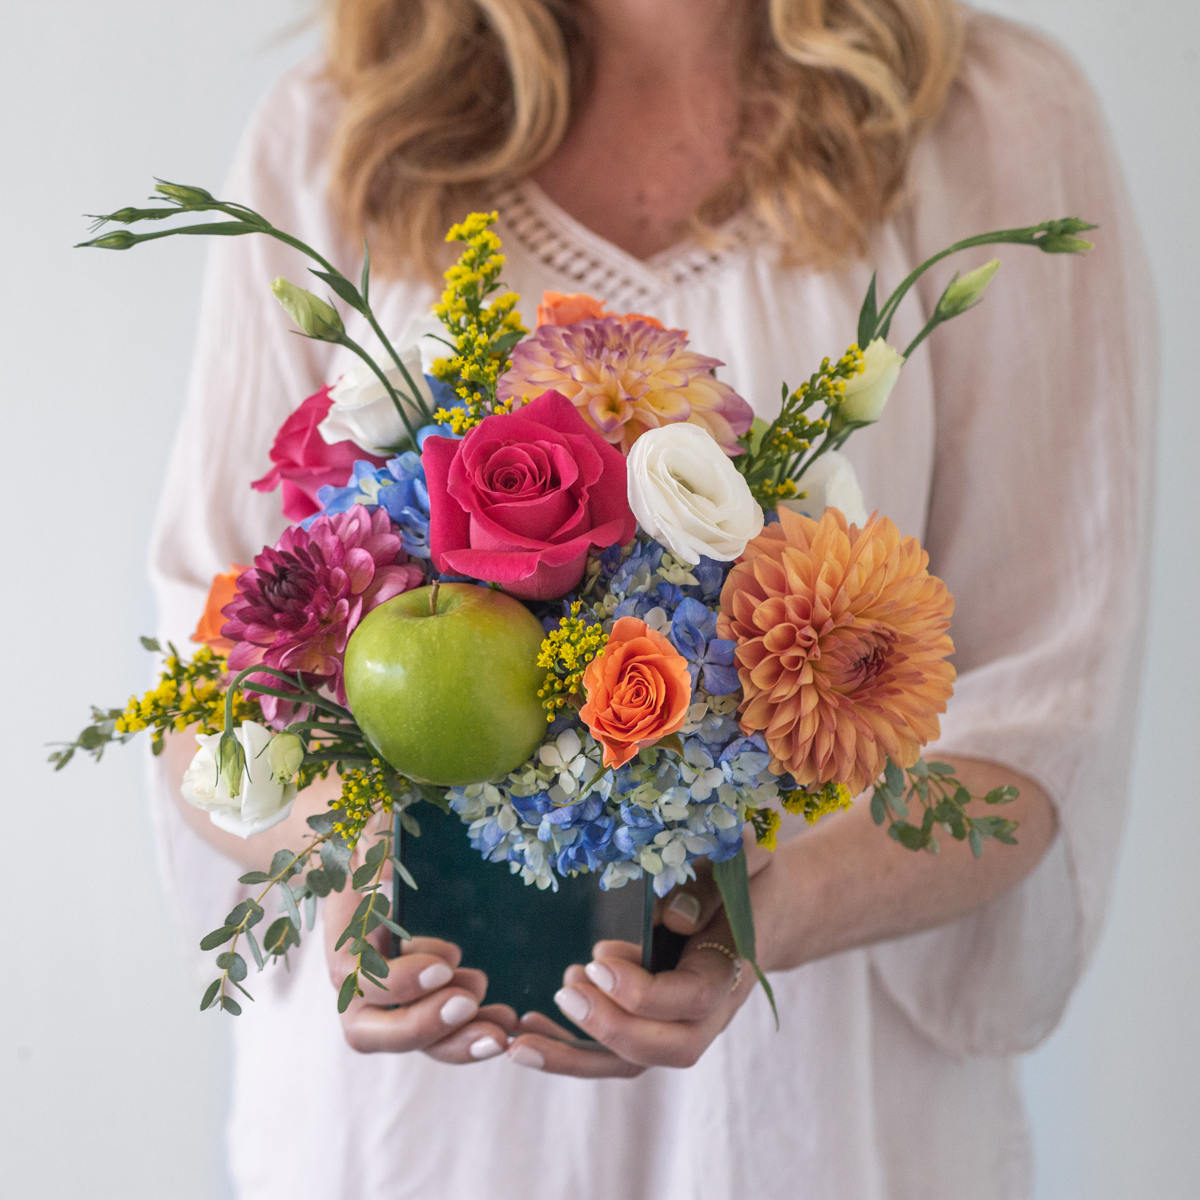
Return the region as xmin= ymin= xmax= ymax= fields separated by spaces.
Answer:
xmin=496 ymin=317 xmax=754 ymax=455
xmin=222 ymin=505 xmax=425 ymax=709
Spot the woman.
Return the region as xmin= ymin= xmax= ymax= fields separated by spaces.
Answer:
xmin=150 ymin=1 xmax=1155 ymax=1196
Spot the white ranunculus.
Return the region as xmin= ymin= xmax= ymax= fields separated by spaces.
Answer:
xmin=180 ymin=721 xmax=298 ymax=839
xmin=832 ymin=338 xmax=905 ymax=431
xmin=781 ymin=450 xmax=868 ymax=527
xmin=627 ymin=423 xmax=764 ymax=563
xmin=318 ymin=343 xmax=436 ymax=455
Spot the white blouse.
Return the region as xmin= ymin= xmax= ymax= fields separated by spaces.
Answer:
xmin=147 ymin=13 xmax=1156 ymax=1200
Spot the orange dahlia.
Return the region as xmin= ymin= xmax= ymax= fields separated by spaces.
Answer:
xmin=716 ymin=508 xmax=955 ymax=796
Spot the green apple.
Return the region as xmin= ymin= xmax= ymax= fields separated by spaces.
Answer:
xmin=344 ymin=583 xmax=547 ymax=786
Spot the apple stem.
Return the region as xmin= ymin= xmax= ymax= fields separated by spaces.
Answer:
xmin=430 ymin=579 xmax=440 ymax=616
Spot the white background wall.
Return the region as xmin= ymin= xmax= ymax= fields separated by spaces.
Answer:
xmin=0 ymin=2 xmax=1194 ymax=1197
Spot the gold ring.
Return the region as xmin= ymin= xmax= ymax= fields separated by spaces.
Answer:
xmin=693 ymin=941 xmax=743 ymax=993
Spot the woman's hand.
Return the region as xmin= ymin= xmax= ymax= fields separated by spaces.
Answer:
xmin=323 ymin=878 xmax=519 ymax=1063
xmin=504 ymin=868 xmax=755 ymax=1078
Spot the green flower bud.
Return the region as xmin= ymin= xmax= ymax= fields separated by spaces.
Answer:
xmin=216 ymin=732 xmax=246 ymax=800
xmin=1038 ymin=235 xmax=1094 ymax=254
xmin=936 ymin=259 xmax=1000 ymax=319
xmin=87 ymin=230 xmax=137 ymax=250
xmin=266 ymin=733 xmax=305 ymax=784
xmin=270 ymin=278 xmax=345 ymax=340
xmin=155 ymin=181 xmax=214 ymax=206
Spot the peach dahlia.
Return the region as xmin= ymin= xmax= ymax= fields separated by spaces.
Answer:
xmin=717 ymin=507 xmax=955 ymax=797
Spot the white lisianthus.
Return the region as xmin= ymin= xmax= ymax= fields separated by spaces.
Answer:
xmin=831 ymin=338 xmax=905 ymax=432
xmin=318 ymin=343 xmax=436 ymax=455
xmin=180 ymin=721 xmax=298 ymax=839
xmin=781 ymin=450 xmax=868 ymax=527
xmin=627 ymin=423 xmax=764 ymax=563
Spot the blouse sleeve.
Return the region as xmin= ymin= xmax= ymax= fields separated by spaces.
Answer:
xmin=144 ymin=58 xmax=355 ymax=967
xmin=867 ymin=14 xmax=1158 ymax=1055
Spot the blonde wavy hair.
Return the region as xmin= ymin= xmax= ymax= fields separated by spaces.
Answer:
xmin=325 ymin=0 xmax=963 ymax=277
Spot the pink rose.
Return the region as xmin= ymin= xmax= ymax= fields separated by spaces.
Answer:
xmin=251 ymin=388 xmax=387 ymax=522
xmin=423 ymin=390 xmax=637 ymax=601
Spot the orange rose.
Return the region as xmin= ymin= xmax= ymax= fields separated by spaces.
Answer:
xmin=191 ymin=566 xmax=248 ymax=655
xmin=536 ymin=290 xmax=665 ymax=331
xmin=579 ymin=616 xmax=692 ymax=768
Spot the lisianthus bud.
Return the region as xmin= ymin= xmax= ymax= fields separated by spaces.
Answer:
xmin=271 ymin=278 xmax=345 ymax=340
xmin=181 ymin=721 xmax=299 ymax=839
xmin=936 ymin=259 xmax=1000 ymax=319
xmin=154 ymin=182 xmax=214 ymax=205
xmin=830 ymin=338 xmax=904 ymax=434
xmin=266 ymin=733 xmax=304 ymax=784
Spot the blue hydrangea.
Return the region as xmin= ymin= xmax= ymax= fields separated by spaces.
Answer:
xmin=669 ymin=597 xmax=740 ymax=694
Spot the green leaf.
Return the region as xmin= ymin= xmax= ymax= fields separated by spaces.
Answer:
xmin=216 ymin=952 xmax=247 ymax=983
xmin=306 ymin=868 xmax=332 ymax=898
xmin=307 ymin=811 xmax=337 ymax=835
xmin=308 ymin=267 xmax=366 ymax=314
xmin=870 ymin=790 xmax=886 ymax=825
xmin=653 ymin=733 xmax=684 ymax=757
xmin=269 ymin=848 xmax=298 ymax=880
xmin=364 ymin=838 xmax=390 ymax=868
xmin=219 ymin=995 xmax=243 ymax=1016
xmin=200 ymin=926 xmax=237 ymax=952
xmin=278 ymin=883 xmax=302 ymax=930
xmin=358 ymin=942 xmax=390 ymax=980
xmin=337 ymin=971 xmax=360 ymax=1014
xmin=245 ymin=928 xmax=265 ymax=971
xmin=360 ymin=240 xmax=371 ymax=307
xmin=200 ymin=979 xmax=221 ymax=1012
xmin=224 ymin=899 xmax=263 ymax=930
xmin=139 ymin=635 xmax=161 ymax=653
xmin=237 ymin=871 xmax=271 ymax=885
xmin=263 ymin=916 xmax=298 ymax=956
xmin=712 ymin=849 xmax=778 ymax=1029
xmin=304 ymin=892 xmax=318 ymax=932
xmin=378 ymin=913 xmax=411 ymax=940
xmin=968 ymin=827 xmax=984 ymax=858
xmin=399 ymin=810 xmax=422 ymax=837
xmin=984 ymin=785 xmax=1020 ymax=805
xmin=883 ymin=759 xmax=905 ymax=799
xmin=857 ymin=272 xmax=879 ymax=349
xmin=926 ymin=761 xmax=956 ymax=776
xmin=351 ymin=862 xmax=379 ymax=890
xmin=390 ymin=856 xmax=418 ymax=891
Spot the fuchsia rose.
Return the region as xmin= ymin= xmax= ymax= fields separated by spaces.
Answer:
xmin=222 ymin=505 xmax=424 ymax=718
xmin=423 ymin=390 xmax=638 ymax=601
xmin=251 ymin=388 xmax=387 ymax=522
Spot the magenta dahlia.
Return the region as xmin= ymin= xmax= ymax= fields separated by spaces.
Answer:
xmin=223 ymin=505 xmax=425 ymax=707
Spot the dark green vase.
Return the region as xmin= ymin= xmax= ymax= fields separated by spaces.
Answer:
xmin=392 ymin=804 xmax=687 ymax=1034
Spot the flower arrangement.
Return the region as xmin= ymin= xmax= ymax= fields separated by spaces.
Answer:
xmin=57 ymin=182 xmax=1094 ymax=1019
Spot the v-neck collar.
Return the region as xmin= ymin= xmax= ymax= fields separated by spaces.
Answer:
xmin=491 ymin=179 xmax=760 ymax=311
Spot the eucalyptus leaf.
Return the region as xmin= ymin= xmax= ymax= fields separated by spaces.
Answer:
xmin=200 ymin=926 xmax=237 ymax=952
xmin=139 ymin=635 xmax=161 ymax=653
xmin=337 ymin=971 xmax=360 ymax=1014
xmin=390 ymin=856 xmax=418 ymax=891
xmin=200 ymin=979 xmax=221 ymax=1012
xmin=278 ymin=882 xmax=303 ymax=930
xmin=219 ymin=995 xmax=242 ymax=1017
xmin=358 ymin=942 xmax=390 ymax=980
xmin=304 ymin=892 xmax=318 ymax=932
xmin=245 ymin=928 xmax=265 ymax=971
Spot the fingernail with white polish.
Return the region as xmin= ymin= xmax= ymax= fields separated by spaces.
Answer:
xmin=440 ymin=994 xmax=478 ymax=1026
xmin=668 ymin=891 xmax=702 ymax=926
xmin=419 ymin=962 xmax=454 ymax=991
xmin=585 ymin=961 xmax=615 ymax=994
xmin=555 ymin=986 xmax=591 ymax=1024
xmin=469 ymin=1036 xmax=503 ymax=1060
xmin=508 ymin=1044 xmax=545 ymax=1070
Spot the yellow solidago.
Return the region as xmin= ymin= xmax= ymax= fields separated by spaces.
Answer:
xmin=430 ymin=212 xmax=528 ymax=433
xmin=332 ymin=760 xmax=395 ymax=848
xmin=537 ymin=602 xmax=607 ymax=720
xmin=780 ymin=781 xmax=854 ymax=826
xmin=750 ymin=806 xmax=782 ymax=851
xmin=113 ymin=646 xmax=260 ymax=752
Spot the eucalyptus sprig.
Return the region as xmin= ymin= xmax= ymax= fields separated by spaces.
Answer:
xmin=79 ymin=179 xmax=434 ymax=448
xmin=871 ymin=757 xmax=1019 ymax=857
